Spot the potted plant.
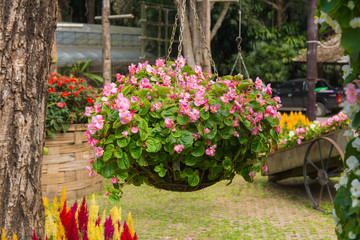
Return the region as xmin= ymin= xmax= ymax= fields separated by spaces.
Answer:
xmin=42 ymin=73 xmax=103 ymax=199
xmin=85 ymin=57 xmax=282 ymax=200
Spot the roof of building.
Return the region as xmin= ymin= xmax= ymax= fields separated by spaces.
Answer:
xmin=292 ymin=35 xmax=349 ymax=64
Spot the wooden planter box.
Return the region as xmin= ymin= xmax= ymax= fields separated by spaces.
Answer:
xmin=41 ymin=124 xmax=103 ymax=199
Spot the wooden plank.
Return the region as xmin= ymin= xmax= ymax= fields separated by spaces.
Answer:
xmin=46 ymin=146 xmax=60 ymax=155
xmin=47 ymin=164 xmax=60 ymax=174
xmin=43 ymin=153 xmax=75 ymax=165
xmin=66 ymin=124 xmax=87 ymax=132
xmin=59 ymin=160 xmax=89 ymax=171
xmin=59 ymin=143 xmax=92 ymax=154
xmin=41 ymin=172 xmax=65 ymax=185
xmin=45 ymin=132 xmax=75 ymax=145
xmin=64 ymin=171 xmax=76 ymax=182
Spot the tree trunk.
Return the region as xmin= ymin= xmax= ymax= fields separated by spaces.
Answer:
xmin=202 ymin=0 xmax=211 ymax=72
xmin=102 ymin=0 xmax=112 ymax=84
xmin=190 ymin=0 xmax=201 ymax=65
xmin=0 ymin=1 xmax=57 ymax=239
xmin=86 ymin=0 xmax=96 ymax=24
xmin=306 ymin=0 xmax=318 ymax=121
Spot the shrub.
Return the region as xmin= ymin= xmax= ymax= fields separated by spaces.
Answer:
xmin=46 ymin=73 xmax=99 ymax=137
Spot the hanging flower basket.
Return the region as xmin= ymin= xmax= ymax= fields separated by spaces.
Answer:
xmin=85 ymin=57 xmax=281 ymax=197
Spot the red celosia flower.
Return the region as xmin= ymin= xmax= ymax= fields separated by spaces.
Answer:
xmin=104 ymin=216 xmax=115 ymax=240
xmin=80 ymin=86 xmax=84 ymax=90
xmin=69 ymin=85 xmax=74 ymax=90
xmin=74 ymin=93 xmax=78 ymax=97
xmin=32 ymin=229 xmax=39 ymax=240
xmin=78 ymin=197 xmax=89 ymax=240
xmin=121 ymin=221 xmax=134 ymax=240
xmin=60 ymin=201 xmax=79 ymax=240
xmin=64 ymin=79 xmax=69 ymax=84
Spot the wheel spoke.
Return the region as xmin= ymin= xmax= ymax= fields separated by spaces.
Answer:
xmin=304 ymin=177 xmax=318 ymax=185
xmin=328 ymin=172 xmax=341 ymax=178
xmin=318 ymin=185 xmax=324 ymax=207
xmin=329 ymin=166 xmax=342 ymax=175
xmin=306 ymin=157 xmax=319 ymax=171
xmin=317 ymin=140 xmax=325 ymax=169
xmin=327 ymin=184 xmax=334 ymax=206
xmin=329 ymin=179 xmax=336 ymax=185
xmin=326 ymin=144 xmax=334 ymax=170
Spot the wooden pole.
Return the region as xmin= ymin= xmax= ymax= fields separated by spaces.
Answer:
xmin=202 ymin=0 xmax=211 ymax=72
xmin=306 ymin=0 xmax=318 ymax=121
xmin=102 ymin=0 xmax=111 ymax=84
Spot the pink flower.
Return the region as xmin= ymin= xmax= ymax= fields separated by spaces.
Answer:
xmin=297 ymin=139 xmax=302 ymax=144
xmin=95 ymin=147 xmax=104 ymax=158
xmin=155 ymin=102 xmax=162 ymax=110
xmin=174 ymin=145 xmax=184 ymax=154
xmin=262 ymin=165 xmax=268 ymax=172
xmin=103 ymin=82 xmax=117 ymax=97
xmin=140 ymin=78 xmax=152 ymax=89
xmin=204 ymin=128 xmax=210 ymax=134
xmin=220 ymin=94 xmax=230 ymax=104
xmin=165 ymin=118 xmax=174 ymax=128
xmin=344 ymin=83 xmax=360 ymax=104
xmin=122 ymin=131 xmax=128 ymax=138
xmin=90 ymin=158 xmax=94 ymax=164
xmin=116 ymin=73 xmax=124 ymax=82
xmin=88 ymin=138 xmax=98 ymax=147
xmin=131 ymin=126 xmax=139 ymax=134
xmin=84 ymin=106 xmax=94 ymax=117
xmin=234 ymin=131 xmax=239 ymax=137
xmin=106 ymin=191 xmax=110 ymax=196
xmin=131 ymin=96 xmax=139 ymax=103
xmin=205 ymin=145 xmax=217 ymax=156
xmin=155 ymin=59 xmax=165 ymax=67
xmin=111 ymin=177 xmax=118 ymax=184
xmin=265 ymin=83 xmax=272 ymax=96
xmin=249 ymin=171 xmax=255 ymax=181
xmin=56 ymin=102 xmax=64 ymax=108
xmin=255 ymin=77 xmax=263 ymax=90
xmin=188 ymin=109 xmax=200 ymax=122
xmin=119 ymin=111 xmax=133 ymax=124
xmin=130 ymin=76 xmax=138 ymax=84
xmin=172 ymin=127 xmax=176 ymax=132
xmin=91 ymin=115 xmax=104 ymax=130
xmin=86 ymin=166 xmax=95 ymax=177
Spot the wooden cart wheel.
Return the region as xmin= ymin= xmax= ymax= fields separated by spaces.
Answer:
xmin=303 ymin=136 xmax=344 ymax=212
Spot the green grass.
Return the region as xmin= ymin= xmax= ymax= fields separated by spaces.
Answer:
xmin=69 ymin=175 xmax=336 ymax=239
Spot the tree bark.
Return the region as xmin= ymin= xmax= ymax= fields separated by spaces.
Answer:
xmin=202 ymin=0 xmax=211 ymax=72
xmin=0 ymin=1 xmax=57 ymax=239
xmin=86 ymin=0 xmax=96 ymax=24
xmin=306 ymin=0 xmax=318 ymax=121
xmin=102 ymin=0 xmax=112 ymax=84
xmin=210 ymin=2 xmax=230 ymax=41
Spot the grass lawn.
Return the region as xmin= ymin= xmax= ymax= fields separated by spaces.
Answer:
xmin=72 ymin=175 xmax=336 ymax=240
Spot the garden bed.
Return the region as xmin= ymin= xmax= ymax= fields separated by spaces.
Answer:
xmin=41 ymin=124 xmax=103 ymax=199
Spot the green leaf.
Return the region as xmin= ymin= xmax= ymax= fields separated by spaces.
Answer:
xmin=156 ymin=86 xmax=171 ymax=96
xmin=222 ymin=158 xmax=232 ymax=170
xmin=341 ymin=28 xmax=360 ymax=53
xmin=191 ymin=145 xmax=205 ymax=157
xmin=185 ymin=155 xmax=199 ymax=166
xmin=105 ymin=144 xmax=114 ymax=151
xmin=236 ymin=80 xmax=254 ymax=90
xmin=171 ymin=128 xmax=182 ymax=138
xmin=179 ymin=130 xmax=194 ymax=149
xmin=251 ymin=137 xmax=264 ymax=153
xmin=200 ymin=108 xmax=210 ymax=120
xmin=104 ymin=135 xmax=116 ymax=144
xmin=103 ymin=150 xmax=113 ymax=162
xmin=117 ymin=138 xmax=130 ymax=148
xmin=121 ymin=85 xmax=132 ymax=96
xmin=159 ymin=169 xmax=167 ymax=177
xmin=177 ymin=114 xmax=189 ymax=125
xmin=161 ymin=107 xmax=178 ymax=121
xmin=129 ymin=141 xmax=142 ymax=159
xmin=210 ymin=82 xmax=228 ymax=95
xmin=114 ymin=147 xmax=123 ymax=158
xmin=224 ymin=118 xmax=233 ymax=126
xmin=138 ymin=102 xmax=152 ymax=115
xmin=220 ymin=126 xmax=235 ymax=139
xmin=115 ymin=125 xmax=130 ymax=138
xmin=117 ymin=152 xmax=130 ymax=169
xmin=93 ymin=159 xmax=105 ymax=172
xmin=101 ymin=163 xmax=116 ymax=179
xmin=154 ymin=163 xmax=163 ymax=172
xmin=136 ymin=155 xmax=148 ymax=166
xmin=146 ymin=137 xmax=162 ymax=152
xmin=188 ymin=171 xmax=200 ymax=186
xmin=116 ymin=171 xmax=128 ymax=180
xmin=136 ymin=88 xmax=149 ymax=97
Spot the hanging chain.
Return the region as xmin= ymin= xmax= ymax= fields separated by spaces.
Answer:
xmin=166 ymin=8 xmax=179 ymax=63
xmin=189 ymin=0 xmax=219 ymax=80
xmin=230 ymin=0 xmax=249 ymax=80
xmin=177 ymin=0 xmax=186 ymax=60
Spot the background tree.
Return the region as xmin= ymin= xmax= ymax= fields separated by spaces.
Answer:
xmin=0 ymin=1 xmax=57 ymax=238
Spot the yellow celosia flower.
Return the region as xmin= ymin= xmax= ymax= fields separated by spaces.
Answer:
xmin=1 ymin=229 xmax=8 ymax=240
xmin=128 ymin=212 xmax=135 ymax=237
xmin=88 ymin=194 xmax=100 ymax=240
xmin=59 ymin=188 xmax=66 ymax=210
xmin=113 ymin=223 xmax=120 ymax=240
xmin=110 ymin=206 xmax=121 ymax=224
xmin=11 ymin=232 xmax=17 ymax=240
xmin=51 ymin=195 xmax=58 ymax=216
xmin=43 ymin=197 xmax=49 ymax=217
